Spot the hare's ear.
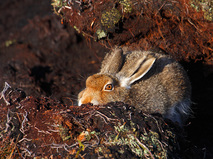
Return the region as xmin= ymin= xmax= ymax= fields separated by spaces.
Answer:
xmin=100 ymin=48 xmax=124 ymax=75
xmin=117 ymin=54 xmax=156 ymax=88
xmin=129 ymin=56 xmax=156 ymax=85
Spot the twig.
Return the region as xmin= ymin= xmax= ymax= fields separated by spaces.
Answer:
xmin=49 ymin=142 xmax=79 ymax=152
xmin=4 ymin=109 xmax=12 ymax=132
xmin=95 ymin=111 xmax=118 ymax=123
xmin=20 ymin=111 xmax=28 ymax=134
xmin=34 ymin=126 xmax=52 ymax=135
xmin=20 ymin=147 xmax=32 ymax=157
xmin=47 ymin=126 xmax=60 ymax=133
xmin=157 ymin=139 xmax=166 ymax=152
xmin=90 ymin=134 xmax=100 ymax=147
xmin=155 ymin=1 xmax=167 ymax=16
xmin=187 ymin=18 xmax=201 ymax=32
xmin=0 ymin=82 xmax=11 ymax=105
xmin=134 ymin=135 xmax=155 ymax=159
xmin=18 ymin=137 xmax=32 ymax=143
xmin=143 ymin=113 xmax=164 ymax=133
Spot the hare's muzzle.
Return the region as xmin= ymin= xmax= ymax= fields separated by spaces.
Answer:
xmin=78 ymin=88 xmax=100 ymax=106
xmin=78 ymin=97 xmax=100 ymax=106
xmin=78 ymin=95 xmax=92 ymax=106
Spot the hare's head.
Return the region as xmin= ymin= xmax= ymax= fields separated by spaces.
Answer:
xmin=78 ymin=48 xmax=156 ymax=106
xmin=78 ymin=74 xmax=128 ymax=106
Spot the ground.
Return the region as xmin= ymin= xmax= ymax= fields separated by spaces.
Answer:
xmin=0 ymin=0 xmax=212 ymax=158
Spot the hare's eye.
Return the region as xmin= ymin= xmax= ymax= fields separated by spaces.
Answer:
xmin=104 ymin=84 xmax=114 ymax=91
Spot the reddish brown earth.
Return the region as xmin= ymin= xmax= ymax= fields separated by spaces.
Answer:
xmin=0 ymin=88 xmax=206 ymax=158
xmin=0 ymin=0 xmax=212 ymax=158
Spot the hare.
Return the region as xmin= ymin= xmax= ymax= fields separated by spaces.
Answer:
xmin=78 ymin=48 xmax=191 ymax=124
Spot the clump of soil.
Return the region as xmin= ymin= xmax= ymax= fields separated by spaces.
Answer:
xmin=54 ymin=0 xmax=212 ymax=63
xmin=0 ymin=87 xmax=205 ymax=158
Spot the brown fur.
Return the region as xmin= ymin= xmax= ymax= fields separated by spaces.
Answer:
xmin=78 ymin=48 xmax=191 ymax=124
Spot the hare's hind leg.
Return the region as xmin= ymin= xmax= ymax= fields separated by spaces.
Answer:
xmin=164 ymin=98 xmax=191 ymax=125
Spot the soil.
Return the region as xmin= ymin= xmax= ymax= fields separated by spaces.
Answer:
xmin=0 ymin=0 xmax=213 ymax=158
xmin=0 ymin=90 xmax=204 ymax=158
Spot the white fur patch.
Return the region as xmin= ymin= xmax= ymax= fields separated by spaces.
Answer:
xmin=78 ymin=99 xmax=82 ymax=106
xmin=91 ymin=99 xmax=99 ymax=105
xmin=116 ymin=75 xmax=131 ymax=89
xmin=78 ymin=98 xmax=99 ymax=106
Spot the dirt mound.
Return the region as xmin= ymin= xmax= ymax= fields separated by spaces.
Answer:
xmin=53 ymin=0 xmax=213 ymax=63
xmin=0 ymin=86 xmax=206 ymax=158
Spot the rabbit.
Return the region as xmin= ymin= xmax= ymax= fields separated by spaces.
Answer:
xmin=78 ymin=47 xmax=191 ymax=125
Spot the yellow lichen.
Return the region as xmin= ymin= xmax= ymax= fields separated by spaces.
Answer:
xmin=101 ymin=8 xmax=121 ymax=32
xmin=191 ymin=0 xmax=213 ymax=21
xmin=119 ymin=0 xmax=133 ymax=13
xmin=58 ymin=125 xmax=71 ymax=141
xmin=96 ymin=29 xmax=107 ymax=39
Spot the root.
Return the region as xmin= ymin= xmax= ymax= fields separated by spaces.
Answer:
xmin=0 ymin=82 xmax=11 ymax=105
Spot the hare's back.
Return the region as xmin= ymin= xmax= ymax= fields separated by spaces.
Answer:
xmin=127 ymin=51 xmax=191 ymax=114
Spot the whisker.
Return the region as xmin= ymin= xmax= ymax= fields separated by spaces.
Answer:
xmin=77 ymin=74 xmax=87 ymax=81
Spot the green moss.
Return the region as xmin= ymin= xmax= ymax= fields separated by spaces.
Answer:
xmin=5 ymin=40 xmax=16 ymax=47
xmin=51 ymin=0 xmax=68 ymax=16
xmin=98 ymin=147 xmax=103 ymax=152
xmin=96 ymin=29 xmax=107 ymax=39
xmin=191 ymin=0 xmax=213 ymax=21
xmin=107 ymin=121 xmax=170 ymax=158
xmin=119 ymin=0 xmax=133 ymax=13
xmin=101 ymin=8 xmax=121 ymax=32
xmin=108 ymin=123 xmax=149 ymax=157
xmin=118 ymin=148 xmax=125 ymax=154
xmin=58 ymin=125 xmax=71 ymax=141
xmin=140 ymin=130 xmax=167 ymax=158
xmin=73 ymin=26 xmax=80 ymax=33
xmin=51 ymin=0 xmax=66 ymax=8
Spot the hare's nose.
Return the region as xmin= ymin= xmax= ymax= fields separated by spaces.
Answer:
xmin=78 ymin=97 xmax=100 ymax=106
xmin=78 ymin=96 xmax=92 ymax=106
